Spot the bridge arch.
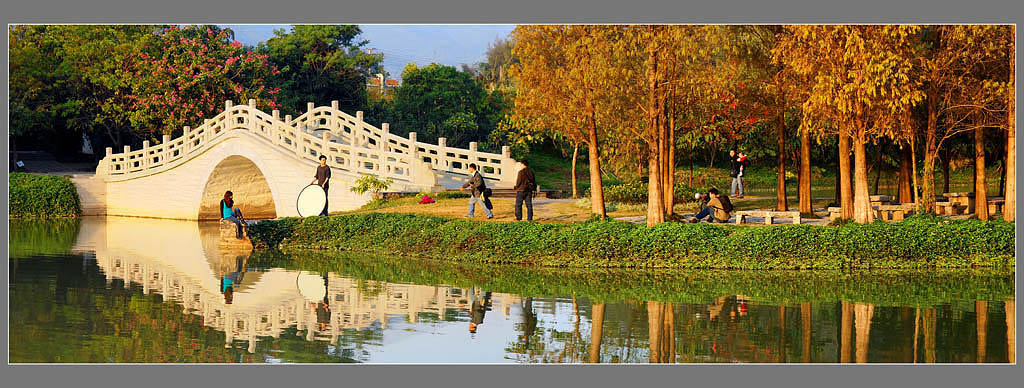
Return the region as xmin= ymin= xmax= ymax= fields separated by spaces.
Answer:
xmin=198 ymin=155 xmax=277 ymax=220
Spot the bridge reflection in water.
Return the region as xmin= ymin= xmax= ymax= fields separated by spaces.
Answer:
xmin=72 ymin=217 xmax=520 ymax=354
xmin=47 ymin=216 xmax=1014 ymax=363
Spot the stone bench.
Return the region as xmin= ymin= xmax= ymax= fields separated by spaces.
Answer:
xmin=830 ymin=204 xmax=916 ymax=222
xmin=828 ymin=207 xmax=842 ymax=221
xmin=875 ymin=204 xmax=917 ymax=221
xmin=987 ymin=198 xmax=1005 ymax=214
xmin=219 ymin=218 xmax=252 ymax=251
xmin=734 ymin=210 xmax=801 ymax=225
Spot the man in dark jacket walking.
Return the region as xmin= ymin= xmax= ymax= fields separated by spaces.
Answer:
xmin=461 ymin=163 xmax=494 ymax=219
xmin=513 ymin=160 xmax=537 ymax=221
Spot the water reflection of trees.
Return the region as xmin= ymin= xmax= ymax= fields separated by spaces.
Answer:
xmin=505 ymin=296 xmax=1016 ymax=364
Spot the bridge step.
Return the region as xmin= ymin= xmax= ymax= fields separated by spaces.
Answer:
xmin=69 ymin=173 xmax=107 ymax=216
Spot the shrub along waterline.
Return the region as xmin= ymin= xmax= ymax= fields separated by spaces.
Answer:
xmin=247 ymin=213 xmax=1015 ymax=270
xmin=250 ymin=250 xmax=1014 ymax=307
xmin=9 ymin=172 xmax=81 ymax=218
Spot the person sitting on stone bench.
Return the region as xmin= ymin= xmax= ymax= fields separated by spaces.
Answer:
xmin=688 ymin=188 xmax=733 ymax=223
xmin=220 ymin=190 xmax=247 ymax=239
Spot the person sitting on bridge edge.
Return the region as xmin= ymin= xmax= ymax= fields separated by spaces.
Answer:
xmin=513 ymin=159 xmax=537 ymax=221
xmin=310 ymin=155 xmax=331 ymax=216
xmin=688 ymin=188 xmax=733 ymax=223
xmin=461 ymin=163 xmax=493 ymax=219
xmin=221 ymin=190 xmax=246 ymax=239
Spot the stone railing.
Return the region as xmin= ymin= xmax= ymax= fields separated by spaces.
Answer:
xmin=99 ymin=100 xmax=517 ymax=187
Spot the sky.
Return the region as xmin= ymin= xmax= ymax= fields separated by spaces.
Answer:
xmin=221 ymin=25 xmax=515 ymax=80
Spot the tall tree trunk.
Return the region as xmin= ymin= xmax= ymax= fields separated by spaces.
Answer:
xmin=801 ymin=302 xmax=811 ymax=363
xmin=854 ymin=302 xmax=874 ymax=363
xmin=942 ymin=148 xmax=952 ymax=194
xmin=1005 ymin=31 xmax=1016 ymax=221
xmin=664 ymin=115 xmax=675 ymax=215
xmin=872 ymin=144 xmax=884 ymax=195
xmin=709 ymin=146 xmax=716 ymax=170
xmin=999 ymin=130 xmax=1007 ymax=197
xmin=688 ymin=154 xmax=694 ymax=186
xmin=835 ymin=168 xmax=842 ymax=205
xmin=645 ymin=34 xmax=665 ymax=227
xmin=975 ymin=127 xmax=989 ymax=220
xmin=589 ymin=303 xmax=605 ymax=363
xmin=799 ymin=124 xmax=812 ymax=214
xmin=839 ymin=131 xmax=854 ymax=220
xmin=840 ymin=301 xmax=852 ymax=363
xmin=911 ymin=136 xmax=920 ymax=206
xmin=976 ymin=301 xmax=988 ymax=363
xmin=570 ymin=143 xmax=579 ymax=198
xmin=922 ymin=88 xmax=939 ymax=212
xmin=853 ymin=131 xmax=873 ymax=223
xmin=898 ymin=143 xmax=913 ymax=203
xmin=586 ymin=111 xmax=606 ymax=217
xmin=776 ymin=112 xmax=788 ymax=211
xmin=647 ymin=151 xmax=665 ymax=226
xmin=1006 ymin=301 xmax=1015 ymax=363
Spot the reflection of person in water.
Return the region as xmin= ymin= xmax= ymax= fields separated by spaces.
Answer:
xmin=221 ymin=255 xmax=248 ymax=304
xmin=469 ymin=291 xmax=493 ymax=333
xmin=315 ymin=273 xmax=330 ymax=331
xmin=519 ymin=297 xmax=538 ymax=347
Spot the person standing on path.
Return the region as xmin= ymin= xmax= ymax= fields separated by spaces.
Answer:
xmin=730 ymin=150 xmax=748 ymax=198
xmin=310 ymin=155 xmax=331 ymax=216
xmin=461 ymin=163 xmax=494 ymax=219
xmin=513 ymin=160 xmax=537 ymax=221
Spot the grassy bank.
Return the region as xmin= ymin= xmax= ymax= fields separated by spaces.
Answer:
xmin=250 ymin=250 xmax=1014 ymax=307
xmin=248 ymin=213 xmax=1015 ymax=270
xmin=9 ymin=172 xmax=81 ymax=218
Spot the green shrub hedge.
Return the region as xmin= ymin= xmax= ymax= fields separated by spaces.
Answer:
xmin=248 ymin=213 xmax=1015 ymax=269
xmin=9 ymin=172 xmax=81 ymax=218
xmin=584 ymin=180 xmax=703 ymax=204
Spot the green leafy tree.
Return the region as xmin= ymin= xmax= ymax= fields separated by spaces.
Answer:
xmin=391 ymin=63 xmax=498 ymax=147
xmin=262 ymin=25 xmax=383 ymax=115
xmin=31 ymin=25 xmax=162 ymax=150
xmin=9 ymin=26 xmax=61 ymax=164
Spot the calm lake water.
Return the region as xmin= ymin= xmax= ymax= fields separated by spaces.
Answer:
xmin=9 ymin=217 xmax=1016 ymax=363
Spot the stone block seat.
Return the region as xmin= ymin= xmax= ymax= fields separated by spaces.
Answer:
xmin=734 ymin=210 xmax=802 ymax=225
xmin=987 ymin=198 xmax=1005 ymax=215
xmin=874 ymin=203 xmax=917 ymax=221
xmin=219 ymin=218 xmax=253 ymax=251
xmin=830 ymin=204 xmax=917 ymax=222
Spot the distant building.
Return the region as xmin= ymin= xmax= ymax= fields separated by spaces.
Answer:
xmin=367 ymin=73 xmax=400 ymax=98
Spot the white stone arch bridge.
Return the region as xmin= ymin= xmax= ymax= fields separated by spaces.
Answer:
xmin=90 ymin=100 xmax=518 ymax=220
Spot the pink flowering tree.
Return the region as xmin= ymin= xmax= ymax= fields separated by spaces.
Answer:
xmin=128 ymin=25 xmax=281 ymax=139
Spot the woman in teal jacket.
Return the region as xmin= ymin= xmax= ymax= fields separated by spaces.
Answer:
xmin=220 ymin=191 xmax=246 ymax=239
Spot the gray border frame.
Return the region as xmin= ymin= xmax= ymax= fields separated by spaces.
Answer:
xmin=4 ymin=0 xmax=1022 ymax=387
